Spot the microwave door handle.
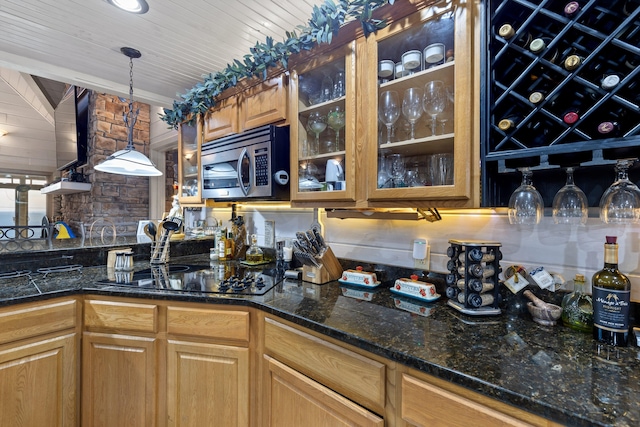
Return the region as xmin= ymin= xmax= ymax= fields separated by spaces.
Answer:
xmin=237 ymin=147 xmax=250 ymax=197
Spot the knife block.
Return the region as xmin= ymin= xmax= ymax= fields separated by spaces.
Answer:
xmin=302 ymin=247 xmax=342 ymax=284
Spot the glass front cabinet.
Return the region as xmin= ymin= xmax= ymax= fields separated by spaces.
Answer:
xmin=290 ymin=0 xmax=480 ymax=208
xmin=177 ymin=116 xmax=204 ymax=204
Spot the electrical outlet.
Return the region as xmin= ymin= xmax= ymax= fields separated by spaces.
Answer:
xmin=413 ymin=246 xmax=430 ymax=270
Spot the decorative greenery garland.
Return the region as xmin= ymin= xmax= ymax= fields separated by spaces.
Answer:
xmin=161 ymin=0 xmax=395 ymax=128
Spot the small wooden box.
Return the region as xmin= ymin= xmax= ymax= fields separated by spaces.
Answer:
xmin=301 ymin=247 xmax=342 ymax=284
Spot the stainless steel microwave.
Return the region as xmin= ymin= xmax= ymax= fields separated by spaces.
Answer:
xmin=201 ymin=125 xmax=290 ymax=201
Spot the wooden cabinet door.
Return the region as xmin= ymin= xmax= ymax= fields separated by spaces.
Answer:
xmin=166 ymin=340 xmax=249 ymax=427
xmin=0 ymin=333 xmax=77 ymax=427
xmin=240 ymin=75 xmax=287 ymax=131
xmin=82 ymin=332 xmax=158 ymax=427
xmin=400 ymin=374 xmax=534 ymax=427
xmin=264 ymin=356 xmax=384 ymax=427
xmin=178 ymin=117 xmax=204 ymax=204
xmin=204 ymin=97 xmax=239 ymax=142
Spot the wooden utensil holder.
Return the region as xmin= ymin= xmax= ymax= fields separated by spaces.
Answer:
xmin=302 ymin=247 xmax=343 ymax=284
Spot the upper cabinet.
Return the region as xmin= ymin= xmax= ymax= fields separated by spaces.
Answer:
xmin=178 ymin=117 xmax=203 ymax=204
xmin=290 ymin=0 xmax=480 ymax=208
xmin=203 ymin=74 xmax=288 ymax=143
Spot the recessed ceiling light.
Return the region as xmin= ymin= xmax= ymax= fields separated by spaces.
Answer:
xmin=107 ymin=0 xmax=149 ymax=14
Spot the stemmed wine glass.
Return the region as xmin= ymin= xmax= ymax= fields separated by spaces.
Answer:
xmin=599 ymin=158 xmax=640 ymax=224
xmin=402 ymin=87 xmax=423 ymax=139
xmin=327 ymin=106 xmax=346 ymax=151
xmin=423 ymin=80 xmax=446 ymax=136
xmin=306 ymin=112 xmax=326 ymax=155
xmin=389 ymin=153 xmax=406 ymax=187
xmin=437 ymin=85 xmax=455 ymax=135
xmin=508 ymin=168 xmax=544 ymax=225
xmin=378 ymin=91 xmax=400 ymax=144
xmin=552 ymin=167 xmax=589 ymax=225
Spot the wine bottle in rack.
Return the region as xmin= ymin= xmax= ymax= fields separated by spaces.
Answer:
xmin=561 ymin=99 xmax=583 ymax=125
xmin=497 ymin=114 xmax=522 ymax=132
xmin=498 ymin=23 xmax=533 ymax=48
xmin=563 ymin=1 xmax=582 ymax=18
xmin=623 ymin=0 xmax=640 ymax=16
xmin=563 ymin=53 xmax=585 ymax=71
xmin=592 ymin=236 xmax=631 ymax=347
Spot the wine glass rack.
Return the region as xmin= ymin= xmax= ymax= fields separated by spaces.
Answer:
xmin=445 ymin=240 xmax=503 ymax=316
xmin=482 ymin=0 xmax=640 ymax=207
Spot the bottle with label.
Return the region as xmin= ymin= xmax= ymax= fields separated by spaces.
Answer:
xmin=561 ymin=274 xmax=593 ymax=332
xmin=225 ymin=230 xmax=235 ymax=260
xmin=217 ymin=227 xmax=227 ymax=260
xmin=592 ymin=236 xmax=631 ymax=346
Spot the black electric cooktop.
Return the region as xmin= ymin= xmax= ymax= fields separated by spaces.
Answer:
xmin=96 ymin=263 xmax=282 ymax=296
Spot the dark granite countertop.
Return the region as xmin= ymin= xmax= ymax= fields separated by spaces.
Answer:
xmin=0 ymin=255 xmax=638 ymax=427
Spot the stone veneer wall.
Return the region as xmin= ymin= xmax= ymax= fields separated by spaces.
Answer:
xmin=58 ymin=92 xmax=152 ymax=230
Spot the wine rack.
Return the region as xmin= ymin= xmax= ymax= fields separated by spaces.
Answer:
xmin=482 ymin=0 xmax=640 ymax=206
xmin=446 ymin=240 xmax=502 ymax=316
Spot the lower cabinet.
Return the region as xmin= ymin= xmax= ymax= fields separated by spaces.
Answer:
xmin=398 ymin=370 xmax=563 ymax=427
xmin=82 ymin=297 xmax=251 ymax=427
xmin=0 ymin=298 xmax=79 ymax=427
xmin=82 ymin=332 xmax=158 ymax=427
xmin=166 ymin=340 xmax=248 ymax=427
xmin=264 ymin=355 xmax=384 ymax=427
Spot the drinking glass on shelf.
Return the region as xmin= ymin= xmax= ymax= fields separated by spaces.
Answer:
xmin=389 ymin=153 xmax=406 ymax=187
xmin=599 ymin=158 xmax=640 ymax=224
xmin=306 ymin=112 xmax=326 ymax=155
xmin=423 ymin=80 xmax=446 ymax=136
xmin=552 ymin=167 xmax=589 ymax=225
xmin=430 ymin=153 xmax=453 ymax=185
xmin=378 ymin=154 xmax=392 ymax=188
xmin=508 ymin=168 xmax=544 ymax=225
xmin=378 ymin=91 xmax=400 ymax=144
xmin=402 ymin=87 xmax=423 ymax=139
xmin=437 ymin=85 xmax=455 ymax=135
xmin=320 ymin=73 xmax=333 ymax=102
xmin=332 ymin=71 xmax=346 ymax=99
xmin=327 ymin=106 xmax=346 ymax=151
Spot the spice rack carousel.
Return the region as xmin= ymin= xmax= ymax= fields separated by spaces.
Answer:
xmin=445 ymin=240 xmax=503 ymax=316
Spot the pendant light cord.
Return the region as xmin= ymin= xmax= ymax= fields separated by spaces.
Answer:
xmin=124 ymin=56 xmax=139 ymax=150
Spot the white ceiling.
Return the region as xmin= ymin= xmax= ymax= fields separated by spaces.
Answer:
xmin=0 ymin=0 xmax=316 ymax=176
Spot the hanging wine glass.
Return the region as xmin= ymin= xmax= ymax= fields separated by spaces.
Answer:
xmin=423 ymin=80 xmax=446 ymax=136
xmin=599 ymin=158 xmax=640 ymax=224
xmin=378 ymin=91 xmax=400 ymax=144
xmin=552 ymin=167 xmax=589 ymax=225
xmin=402 ymin=87 xmax=423 ymax=139
xmin=327 ymin=106 xmax=346 ymax=151
xmin=508 ymin=168 xmax=544 ymax=225
xmin=306 ymin=112 xmax=326 ymax=155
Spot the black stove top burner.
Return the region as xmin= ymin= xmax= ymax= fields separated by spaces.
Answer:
xmin=96 ymin=263 xmax=281 ymax=296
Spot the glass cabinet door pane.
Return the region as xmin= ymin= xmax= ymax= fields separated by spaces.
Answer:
xmin=296 ymin=56 xmax=349 ymax=196
xmin=179 ymin=122 xmax=200 ymax=200
xmin=375 ymin=8 xmax=456 ymax=190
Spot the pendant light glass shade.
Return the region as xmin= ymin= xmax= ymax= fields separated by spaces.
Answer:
xmin=95 ymin=47 xmax=162 ymax=177
xmin=95 ymin=148 xmax=162 ymax=176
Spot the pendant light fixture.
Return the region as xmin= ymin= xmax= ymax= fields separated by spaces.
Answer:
xmin=95 ymin=47 xmax=163 ymax=176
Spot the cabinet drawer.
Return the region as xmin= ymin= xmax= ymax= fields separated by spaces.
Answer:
xmin=401 ymin=374 xmax=533 ymax=427
xmin=264 ymin=317 xmax=385 ymax=413
xmin=84 ymin=300 xmax=158 ymax=333
xmin=0 ymin=299 xmax=77 ymax=345
xmin=167 ymin=306 xmax=249 ymax=343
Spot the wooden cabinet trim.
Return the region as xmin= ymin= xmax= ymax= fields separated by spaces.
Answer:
xmin=167 ymin=306 xmax=250 ymax=343
xmin=84 ymin=300 xmax=158 ymax=333
xmin=0 ymin=299 xmax=77 ymax=345
xmin=264 ymin=317 xmax=386 ymax=413
xmin=266 ymin=355 xmax=384 ymax=427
